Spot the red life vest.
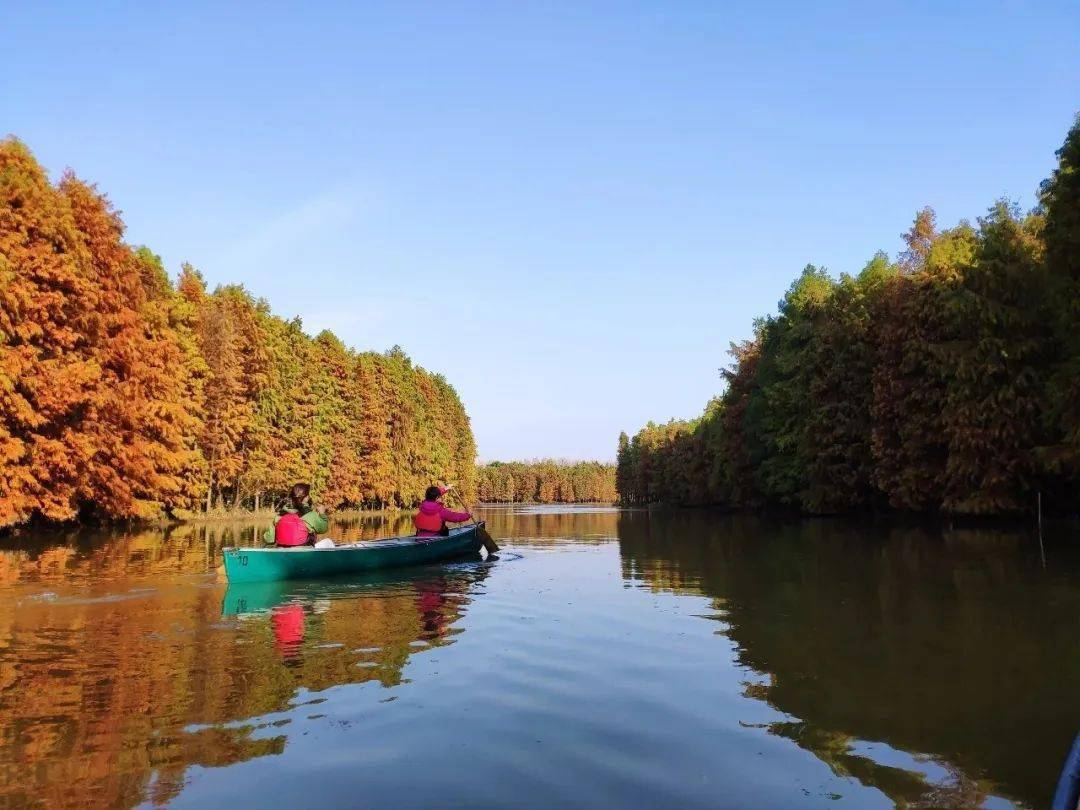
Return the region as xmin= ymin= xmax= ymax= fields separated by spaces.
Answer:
xmin=413 ymin=509 xmax=444 ymax=534
xmin=275 ymin=513 xmax=311 ymax=546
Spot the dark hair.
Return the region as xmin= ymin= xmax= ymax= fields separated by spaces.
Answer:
xmin=425 ymin=485 xmax=443 ymax=501
xmin=289 ymin=482 xmax=311 ymax=513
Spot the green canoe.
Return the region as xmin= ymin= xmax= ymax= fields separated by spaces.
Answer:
xmin=222 ymin=523 xmax=485 ymax=583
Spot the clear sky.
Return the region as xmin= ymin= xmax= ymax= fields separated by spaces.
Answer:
xmin=3 ymin=1 xmax=1078 ymax=462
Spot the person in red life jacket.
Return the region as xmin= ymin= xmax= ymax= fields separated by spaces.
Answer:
xmin=263 ymin=483 xmax=329 ymax=547
xmin=414 ymin=485 xmax=471 ymax=538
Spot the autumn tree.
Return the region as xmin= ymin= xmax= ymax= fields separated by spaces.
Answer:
xmin=62 ymin=176 xmax=203 ymax=518
xmin=899 ymin=207 xmax=937 ymax=274
xmin=0 ymin=139 xmax=478 ymax=527
xmin=799 ymin=254 xmax=894 ymax=513
xmin=1041 ymin=114 xmax=1080 ymax=493
xmin=715 ymin=337 xmax=762 ymax=508
xmin=477 ymin=460 xmax=617 ymax=504
xmin=0 ymin=138 xmax=97 ymax=525
xmin=744 ymin=266 xmax=834 ymax=506
xmin=138 ymin=251 xmax=207 ymax=513
xmin=939 ymin=203 xmax=1051 ymax=513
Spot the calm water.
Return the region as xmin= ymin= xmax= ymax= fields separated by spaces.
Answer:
xmin=1 ymin=507 xmax=1078 ymax=808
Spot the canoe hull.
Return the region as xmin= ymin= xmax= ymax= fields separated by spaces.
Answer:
xmin=222 ymin=524 xmax=484 ymax=583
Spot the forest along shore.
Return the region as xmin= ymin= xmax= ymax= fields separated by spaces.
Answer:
xmin=476 ymin=461 xmax=617 ymax=504
xmin=618 ymin=115 xmax=1080 ymax=520
xmin=0 ymin=138 xmax=476 ymax=532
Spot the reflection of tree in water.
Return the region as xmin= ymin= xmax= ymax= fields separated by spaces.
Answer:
xmin=0 ymin=521 xmax=489 ymax=808
xmin=617 ymin=510 xmax=1080 ymax=808
xmin=0 ymin=510 xmax=459 ymax=588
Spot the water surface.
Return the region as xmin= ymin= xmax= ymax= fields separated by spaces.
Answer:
xmin=1 ymin=507 xmax=1077 ymax=808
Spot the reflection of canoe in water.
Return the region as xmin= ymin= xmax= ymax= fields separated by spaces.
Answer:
xmin=221 ymin=554 xmax=485 ymax=616
xmin=222 ymin=524 xmax=484 ymax=584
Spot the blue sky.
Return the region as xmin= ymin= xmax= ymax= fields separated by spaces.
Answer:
xmin=3 ymin=1 xmax=1078 ymax=461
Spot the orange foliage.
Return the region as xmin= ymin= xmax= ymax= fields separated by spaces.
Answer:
xmin=0 ymin=139 xmax=101 ymax=524
xmin=1 ymin=138 xmax=477 ymax=528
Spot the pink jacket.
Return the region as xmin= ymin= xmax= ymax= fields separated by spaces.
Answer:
xmin=414 ymin=500 xmax=470 ymax=534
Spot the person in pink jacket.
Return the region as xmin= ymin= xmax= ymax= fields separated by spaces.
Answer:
xmin=414 ymin=485 xmax=471 ymax=537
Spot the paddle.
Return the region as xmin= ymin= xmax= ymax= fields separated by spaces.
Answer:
xmin=447 ymin=488 xmax=499 ymax=554
xmin=475 ymin=521 xmax=500 ymax=555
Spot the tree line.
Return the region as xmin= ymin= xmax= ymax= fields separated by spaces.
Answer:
xmin=476 ymin=460 xmax=617 ymax=504
xmin=0 ymin=138 xmax=476 ymax=528
xmin=617 ymin=116 xmax=1080 ymax=516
